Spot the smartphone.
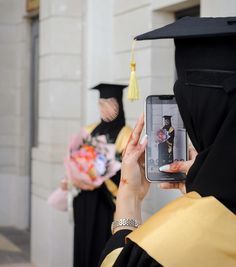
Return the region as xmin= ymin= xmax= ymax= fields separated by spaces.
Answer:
xmin=145 ymin=95 xmax=187 ymax=182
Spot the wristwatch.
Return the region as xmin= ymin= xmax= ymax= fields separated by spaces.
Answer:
xmin=111 ymin=218 xmax=140 ymax=234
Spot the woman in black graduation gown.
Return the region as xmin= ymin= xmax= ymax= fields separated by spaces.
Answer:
xmin=99 ymin=17 xmax=236 ymax=267
xmin=73 ymin=83 xmax=132 ymax=267
xmin=157 ymin=116 xmax=175 ymax=166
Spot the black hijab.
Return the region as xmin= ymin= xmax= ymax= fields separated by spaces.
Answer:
xmin=134 ymin=16 xmax=236 ymax=212
xmin=174 ymin=36 xmax=236 ymax=213
xmin=91 ymin=83 xmax=127 ymax=143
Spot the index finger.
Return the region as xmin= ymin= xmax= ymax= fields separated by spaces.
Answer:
xmin=122 ymin=113 xmax=144 ymax=157
xmin=130 ymin=113 xmax=144 ymax=146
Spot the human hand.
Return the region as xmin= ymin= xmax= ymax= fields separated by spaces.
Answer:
xmin=60 ymin=177 xmax=96 ymax=191
xmin=72 ymin=177 xmax=97 ymax=191
xmin=60 ymin=178 xmax=68 ymax=191
xmin=119 ymin=113 xmax=149 ymax=201
xmin=158 ymin=147 xmax=198 ymax=194
xmin=114 ymin=113 xmax=148 ymax=228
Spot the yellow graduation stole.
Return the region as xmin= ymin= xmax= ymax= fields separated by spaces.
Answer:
xmin=128 ymin=192 xmax=236 ymax=267
xmin=101 ymin=192 xmax=236 ymax=267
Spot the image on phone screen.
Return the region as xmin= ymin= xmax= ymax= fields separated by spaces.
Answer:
xmin=145 ymin=95 xmax=187 ymax=182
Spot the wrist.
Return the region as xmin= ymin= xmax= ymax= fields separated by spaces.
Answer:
xmin=111 ymin=218 xmax=141 ymax=234
xmin=117 ymin=184 xmax=142 ymax=200
xmin=115 ymin=193 xmax=142 ymax=223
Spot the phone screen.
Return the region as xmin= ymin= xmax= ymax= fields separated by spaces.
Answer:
xmin=145 ymin=95 xmax=187 ymax=182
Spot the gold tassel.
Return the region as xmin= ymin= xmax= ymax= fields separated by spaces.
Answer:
xmin=127 ymin=40 xmax=140 ymax=101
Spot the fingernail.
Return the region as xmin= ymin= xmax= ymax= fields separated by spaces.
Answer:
xmin=159 ymin=164 xmax=170 ymax=172
xmin=140 ymin=134 xmax=147 ymax=144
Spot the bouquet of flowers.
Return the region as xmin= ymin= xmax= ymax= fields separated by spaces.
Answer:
xmin=48 ymin=128 xmax=121 ymax=212
xmin=156 ymin=128 xmax=170 ymax=143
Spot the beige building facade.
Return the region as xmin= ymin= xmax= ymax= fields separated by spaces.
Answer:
xmin=0 ymin=0 xmax=236 ymax=266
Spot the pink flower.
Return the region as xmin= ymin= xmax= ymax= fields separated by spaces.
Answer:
xmin=64 ymin=131 xmax=121 ymax=185
xmin=48 ymin=128 xmax=121 ymax=212
xmin=156 ymin=128 xmax=169 ymax=143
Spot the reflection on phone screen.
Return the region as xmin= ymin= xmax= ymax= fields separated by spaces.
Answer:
xmin=146 ymin=96 xmax=187 ymax=181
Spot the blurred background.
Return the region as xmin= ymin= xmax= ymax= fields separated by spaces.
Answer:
xmin=0 ymin=0 xmax=235 ymax=266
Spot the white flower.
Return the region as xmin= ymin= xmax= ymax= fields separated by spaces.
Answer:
xmin=95 ymin=154 xmax=107 ymax=175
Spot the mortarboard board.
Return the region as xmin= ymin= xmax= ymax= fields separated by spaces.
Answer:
xmin=91 ymin=83 xmax=128 ymax=100
xmin=163 ymin=115 xmax=172 ymax=119
xmin=135 ymin=16 xmax=236 ymax=41
xmin=134 ymin=16 xmax=236 ymax=93
xmin=128 ymin=16 xmax=236 ymax=101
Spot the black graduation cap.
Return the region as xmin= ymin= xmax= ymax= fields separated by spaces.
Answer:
xmin=135 ymin=16 xmax=236 ymax=93
xmin=91 ymin=83 xmax=128 ymax=100
xmin=163 ymin=115 xmax=172 ymax=120
xmin=135 ymin=16 xmax=236 ymax=40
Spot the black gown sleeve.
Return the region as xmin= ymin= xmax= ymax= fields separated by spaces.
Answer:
xmin=99 ymin=230 xmax=163 ymax=267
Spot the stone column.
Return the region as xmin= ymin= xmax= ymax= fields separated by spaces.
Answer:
xmin=0 ymin=0 xmax=31 ymax=229
xmin=31 ymin=1 xmax=83 ymax=266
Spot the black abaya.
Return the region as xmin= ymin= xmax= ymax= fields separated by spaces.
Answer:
xmin=99 ymin=17 xmax=236 ymax=267
xmin=73 ymin=92 xmax=130 ymax=267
